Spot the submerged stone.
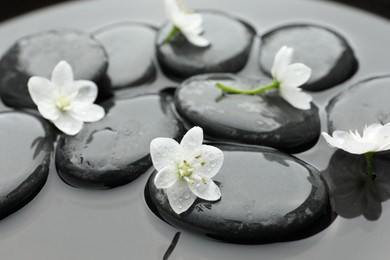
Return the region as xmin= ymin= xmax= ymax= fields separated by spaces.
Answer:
xmin=55 ymin=93 xmax=184 ymax=189
xmin=259 ymin=24 xmax=358 ymax=91
xmin=327 ymin=77 xmax=390 ymax=133
xmin=174 ymin=74 xmax=320 ymax=153
xmin=156 ymin=11 xmax=256 ymax=79
xmin=0 ymin=112 xmax=53 ymax=220
xmin=0 ymin=29 xmax=109 ymax=108
xmin=146 ymin=144 xmax=333 ymax=244
xmin=93 ymin=22 xmax=157 ymax=89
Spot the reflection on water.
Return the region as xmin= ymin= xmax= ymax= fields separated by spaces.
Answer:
xmin=163 ymin=232 xmax=181 ymax=260
xmin=323 ymin=150 xmax=390 ymax=220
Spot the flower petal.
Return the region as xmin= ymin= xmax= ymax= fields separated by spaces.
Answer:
xmin=37 ymin=103 xmax=60 ymax=121
xmin=165 ymin=0 xmax=181 ymax=22
xmin=51 ymin=61 xmax=74 ymax=87
xmin=364 ymin=123 xmax=383 ymax=138
xmin=323 ymin=123 xmax=390 ymax=154
xmin=183 ymin=32 xmax=210 ymax=47
xmin=166 ymin=180 xmax=197 ymax=214
xmin=70 ymin=80 xmax=99 ymax=104
xmin=376 ymin=126 xmax=390 ymax=151
xmin=180 ymin=126 xmax=203 ymax=156
xmin=28 ymin=76 xmax=57 ymax=105
xmin=52 ymin=113 xmax=83 ymax=135
xmin=165 ymin=0 xmax=209 ymax=47
xmin=194 ymin=145 xmax=224 ymax=178
xmin=180 ymin=13 xmax=203 ymax=31
xmin=342 ymin=141 xmax=377 ymax=155
xmin=150 ymin=137 xmax=180 ymax=171
xmin=279 ymin=85 xmax=312 ymax=110
xmin=280 ymin=63 xmax=311 ymax=89
xmin=188 ymin=175 xmax=221 ymax=201
xmin=333 ymin=131 xmax=353 ymax=142
xmin=322 ymin=131 xmax=346 ymax=149
xmin=271 ymin=46 xmax=293 ymax=80
xmin=154 ymin=165 xmax=178 ymax=189
xmin=68 ymin=104 xmax=105 ymax=122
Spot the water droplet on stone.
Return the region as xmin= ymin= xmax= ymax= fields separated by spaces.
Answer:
xmin=175 ymin=74 xmax=320 ymax=153
xmin=147 ymin=144 xmax=332 ymax=243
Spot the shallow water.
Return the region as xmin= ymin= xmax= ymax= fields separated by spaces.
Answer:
xmin=0 ymin=0 xmax=389 ymax=259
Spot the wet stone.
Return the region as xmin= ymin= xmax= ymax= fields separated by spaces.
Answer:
xmin=0 ymin=112 xmax=53 ymax=220
xmin=327 ymin=77 xmax=390 ymax=133
xmin=156 ymin=11 xmax=256 ymax=79
xmin=0 ymin=29 xmax=109 ymax=108
xmin=146 ymin=144 xmax=333 ymax=244
xmin=259 ymin=24 xmax=358 ymax=91
xmin=55 ymin=93 xmax=185 ymax=189
xmin=174 ymin=74 xmax=320 ymax=153
xmin=93 ymin=22 xmax=157 ymax=89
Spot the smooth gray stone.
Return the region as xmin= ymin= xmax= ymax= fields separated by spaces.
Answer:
xmin=0 ymin=112 xmax=53 ymax=220
xmin=259 ymin=24 xmax=358 ymax=91
xmin=156 ymin=11 xmax=256 ymax=79
xmin=0 ymin=29 xmax=109 ymax=108
xmin=174 ymin=74 xmax=320 ymax=153
xmin=146 ymin=144 xmax=333 ymax=244
xmin=55 ymin=93 xmax=185 ymax=189
xmin=327 ymin=76 xmax=390 ymax=133
xmin=94 ymin=22 xmax=157 ymax=89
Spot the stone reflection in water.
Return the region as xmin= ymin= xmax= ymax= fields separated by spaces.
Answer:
xmin=323 ymin=150 xmax=390 ymax=221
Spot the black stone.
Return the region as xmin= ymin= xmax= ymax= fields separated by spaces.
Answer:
xmin=327 ymin=76 xmax=390 ymax=132
xmin=0 ymin=98 xmax=10 ymax=112
xmin=146 ymin=144 xmax=333 ymax=244
xmin=0 ymin=112 xmax=53 ymax=220
xmin=259 ymin=24 xmax=358 ymax=91
xmin=174 ymin=74 xmax=320 ymax=153
xmin=0 ymin=29 xmax=110 ymax=109
xmin=93 ymin=22 xmax=157 ymax=89
xmin=55 ymin=93 xmax=185 ymax=189
xmin=323 ymin=150 xmax=390 ymax=221
xmin=156 ymin=11 xmax=256 ymax=79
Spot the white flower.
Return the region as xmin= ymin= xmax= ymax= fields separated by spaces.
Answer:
xmin=164 ymin=0 xmax=210 ymax=47
xmin=322 ymin=123 xmax=390 ymax=154
xmin=150 ymin=126 xmax=223 ymax=214
xmin=28 ymin=61 xmax=105 ymax=135
xmin=272 ymin=46 xmax=312 ymax=110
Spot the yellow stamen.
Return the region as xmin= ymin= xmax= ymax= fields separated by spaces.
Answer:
xmin=184 ymin=177 xmax=194 ymax=185
xmin=56 ymin=97 xmax=70 ymax=111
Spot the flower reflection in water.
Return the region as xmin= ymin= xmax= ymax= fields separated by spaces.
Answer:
xmin=323 ymin=150 xmax=390 ymax=221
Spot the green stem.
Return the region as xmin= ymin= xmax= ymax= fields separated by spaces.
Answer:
xmin=364 ymin=152 xmax=374 ymax=181
xmin=163 ymin=26 xmax=180 ymax=45
xmin=215 ymin=80 xmax=280 ymax=95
